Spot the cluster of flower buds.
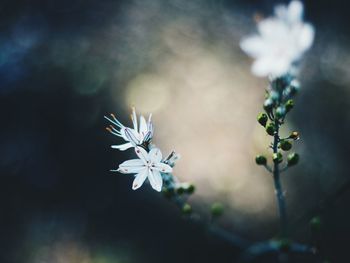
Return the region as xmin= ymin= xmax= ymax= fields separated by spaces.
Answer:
xmin=261 ymin=77 xmax=300 ymax=123
xmin=255 ymin=76 xmax=301 ymax=169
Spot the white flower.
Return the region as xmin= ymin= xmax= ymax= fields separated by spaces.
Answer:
xmin=105 ymin=107 xmax=154 ymax=151
xmin=117 ymin=146 xmax=172 ymax=192
xmin=240 ymin=0 xmax=314 ymax=77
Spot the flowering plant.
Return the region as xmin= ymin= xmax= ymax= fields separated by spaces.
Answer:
xmin=105 ymin=1 xmax=323 ymax=262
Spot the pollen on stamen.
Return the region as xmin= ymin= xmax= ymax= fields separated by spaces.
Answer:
xmin=106 ymin=127 xmax=112 ymax=132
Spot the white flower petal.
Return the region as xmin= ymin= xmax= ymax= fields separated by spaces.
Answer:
xmin=148 ymin=113 xmax=152 ymax=125
xmin=274 ymin=5 xmax=287 ymax=20
xmin=240 ymin=36 xmax=267 ymax=58
xmin=134 ymin=146 xmax=149 ymax=163
xmin=139 ymin=115 xmax=148 ymax=137
xmin=251 ymin=57 xmax=275 ymax=77
xmin=119 ymin=159 xmax=144 ymax=167
xmin=148 ymin=170 xmax=163 ymax=192
xmin=118 ymin=159 xmax=145 ymax=174
xmin=147 ymin=114 xmax=154 ymax=140
xmin=258 ymin=18 xmax=288 ymax=39
xmin=149 ymin=148 xmax=162 ymax=163
xmin=153 ymin=162 xmax=173 ymax=173
xmin=287 ymin=1 xmax=303 ymax=24
xmin=297 ymin=24 xmax=315 ymax=51
xmin=111 ymin=142 xmax=133 ymax=151
xmin=253 ymin=56 xmax=291 ymax=77
xmin=124 ymin=128 xmax=141 ymax=146
xmin=131 ymin=107 xmax=138 ymax=131
xmin=120 ymin=127 xmax=129 ymax=141
xmin=132 ymin=168 xmax=148 ymax=190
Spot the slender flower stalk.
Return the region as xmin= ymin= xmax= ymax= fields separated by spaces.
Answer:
xmin=272 ymin=104 xmax=287 ymax=238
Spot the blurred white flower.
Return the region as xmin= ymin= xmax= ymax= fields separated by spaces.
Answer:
xmin=117 ymin=146 xmax=172 ymax=192
xmin=240 ymin=0 xmax=314 ymax=77
xmin=105 ymin=107 xmax=154 ymax=151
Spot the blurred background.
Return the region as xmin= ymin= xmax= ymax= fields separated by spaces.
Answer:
xmin=0 ymin=0 xmax=350 ymax=262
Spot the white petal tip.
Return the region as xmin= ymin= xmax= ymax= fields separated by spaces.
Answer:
xmin=132 ymin=184 xmax=140 ymax=190
xmin=153 ymin=187 xmax=162 ymax=192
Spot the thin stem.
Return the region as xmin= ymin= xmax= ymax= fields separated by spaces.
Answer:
xmin=272 ymin=119 xmax=288 ymax=238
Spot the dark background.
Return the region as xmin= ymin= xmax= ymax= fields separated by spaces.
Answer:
xmin=0 ymin=0 xmax=350 ymax=262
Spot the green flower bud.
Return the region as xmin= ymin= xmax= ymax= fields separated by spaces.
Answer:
xmin=288 ymin=131 xmax=300 ymax=140
xmin=275 ymin=106 xmax=286 ymax=119
xmin=257 ymin=113 xmax=268 ymax=127
xmin=185 ymin=184 xmax=196 ymax=194
xmin=265 ymin=123 xmax=276 ymax=136
xmin=287 ymin=153 xmax=299 ymax=166
xmin=176 ymin=187 xmax=185 ymax=195
xmin=182 ymin=203 xmax=192 ymax=215
xmin=255 ymin=155 xmax=267 ymax=165
xmin=211 ymin=202 xmax=224 ymax=217
xmin=263 ymin=99 xmax=274 ymax=112
xmin=177 ymin=183 xmax=196 ymax=195
xmin=273 ymin=152 xmax=283 ymax=163
xmin=285 ymin=99 xmax=294 ymax=112
xmin=280 ymin=140 xmax=292 ymax=151
xmin=310 ymin=216 xmax=321 ymax=232
xmin=270 ymin=90 xmax=279 ymax=102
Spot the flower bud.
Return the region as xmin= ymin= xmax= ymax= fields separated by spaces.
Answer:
xmin=285 ymin=99 xmax=294 ymax=112
xmin=164 ymin=151 xmax=181 ymax=167
xmin=265 ymin=123 xmax=276 ymax=136
xmin=289 ymin=79 xmax=300 ymax=96
xmin=185 ymin=184 xmax=196 ymax=194
xmin=178 ymin=183 xmax=196 ymax=195
xmin=257 ymin=113 xmax=268 ymax=127
xmin=270 ymin=90 xmax=279 ymax=102
xmin=273 ymin=152 xmax=283 ymax=163
xmin=211 ymin=202 xmax=224 ymax=217
xmin=182 ymin=203 xmax=192 ymax=215
xmin=287 ymin=153 xmax=299 ymax=166
xmin=288 ymin=131 xmax=300 ymax=140
xmin=255 ymin=155 xmax=267 ymax=165
xmin=280 ymin=140 xmax=292 ymax=151
xmin=176 ymin=187 xmax=185 ymax=195
xmin=263 ymin=99 xmax=274 ymax=112
xmin=275 ymin=106 xmax=286 ymax=119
